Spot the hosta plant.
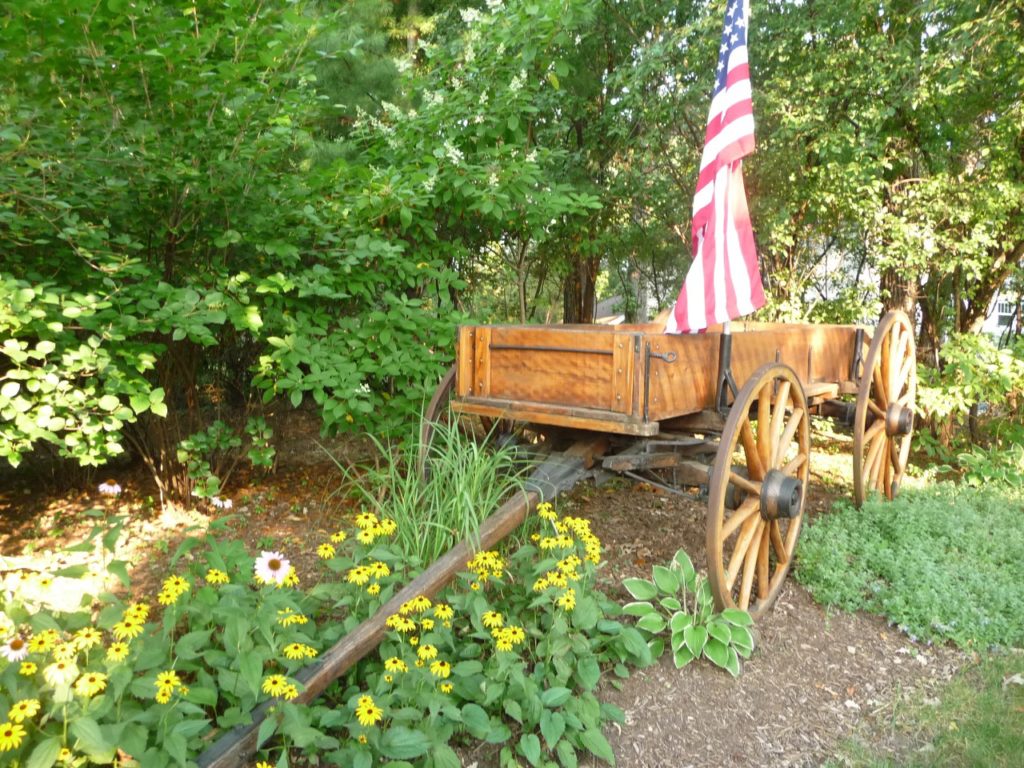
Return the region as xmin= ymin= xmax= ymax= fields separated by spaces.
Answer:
xmin=621 ymin=549 xmax=755 ymax=677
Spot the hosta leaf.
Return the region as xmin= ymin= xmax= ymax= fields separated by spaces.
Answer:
xmin=703 ymin=637 xmax=729 ymax=669
xmin=622 ymin=577 xmax=657 ymax=601
xmin=669 ymin=611 xmax=693 ymax=633
xmin=673 ymin=645 xmax=695 ymax=668
xmin=636 ymin=612 xmax=666 ymax=634
xmin=707 ymin=620 xmax=732 ymax=645
xmin=725 ymin=646 xmax=742 ymax=677
xmin=683 ymin=625 xmax=708 ymax=656
xmin=730 ymin=625 xmax=754 ymax=653
xmin=652 ymin=565 xmax=680 ymax=595
xmin=720 ymin=607 xmax=753 ymax=626
xmin=621 ymin=601 xmax=656 ymax=617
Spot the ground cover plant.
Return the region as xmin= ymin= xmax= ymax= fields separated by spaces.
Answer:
xmin=795 ymin=482 xmax=1024 ymax=649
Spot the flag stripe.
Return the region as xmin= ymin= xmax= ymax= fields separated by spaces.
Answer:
xmin=668 ymin=0 xmax=765 ymax=335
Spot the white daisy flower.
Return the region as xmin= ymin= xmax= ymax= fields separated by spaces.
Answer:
xmin=98 ymin=479 xmax=122 ymax=495
xmin=43 ymin=660 xmax=80 ymax=688
xmin=0 ymin=636 xmax=29 ymax=662
xmin=254 ymin=551 xmax=290 ymax=586
xmin=210 ymin=497 xmax=233 ymax=510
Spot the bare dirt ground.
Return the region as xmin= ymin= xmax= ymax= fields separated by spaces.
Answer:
xmin=0 ymin=413 xmax=965 ymax=767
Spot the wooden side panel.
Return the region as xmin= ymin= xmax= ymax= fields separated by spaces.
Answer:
xmin=483 ymin=327 xmax=620 ymax=411
xmin=473 ymin=326 xmax=492 ymax=397
xmin=728 ymin=325 xmax=858 ymax=389
xmin=610 ymin=334 xmax=636 ymax=414
xmin=644 ymin=333 xmax=721 ymax=419
xmin=456 ymin=326 xmax=476 ymax=397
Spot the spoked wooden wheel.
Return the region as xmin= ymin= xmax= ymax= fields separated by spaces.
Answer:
xmin=707 ymin=363 xmax=811 ymax=618
xmin=853 ymin=311 xmax=916 ymax=506
xmin=419 ymin=365 xmax=457 ymax=476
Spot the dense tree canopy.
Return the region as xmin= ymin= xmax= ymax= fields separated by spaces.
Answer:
xmin=1 ymin=0 xmax=1022 ymax=497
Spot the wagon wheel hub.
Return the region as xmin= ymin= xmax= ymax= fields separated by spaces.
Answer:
xmin=760 ymin=469 xmax=803 ymax=521
xmin=885 ymin=403 xmax=914 ymax=437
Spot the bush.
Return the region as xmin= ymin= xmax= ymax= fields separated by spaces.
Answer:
xmin=795 ymin=483 xmax=1024 ymax=649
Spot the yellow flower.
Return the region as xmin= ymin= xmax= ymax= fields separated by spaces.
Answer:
xmin=155 ymin=670 xmax=181 ymax=690
xmin=330 ymin=530 xmax=348 ymax=543
xmin=28 ymin=629 xmax=59 ymax=653
xmin=52 ymin=643 xmax=77 ymax=663
xmin=112 ymin=618 xmax=144 ymax=641
xmin=347 ymin=566 xmax=371 ymax=586
xmin=415 ymin=659 xmax=424 ymax=667
xmin=354 ymin=511 xmax=378 ymax=529
xmin=377 ymin=518 xmax=397 ymax=536
xmin=281 ymin=567 xmax=300 ymax=588
xmin=537 ymin=502 xmax=558 ymax=520
xmin=358 ymin=734 xmax=368 ymax=744
xmin=74 ymin=627 xmax=103 ymax=650
xmin=429 ymin=660 xmax=451 ymax=679
xmin=256 ymin=762 xmax=274 ymax=768
xmin=158 ymin=589 xmax=180 ymax=606
xmin=470 ymin=581 xmax=480 ymax=591
xmin=74 ymin=672 xmax=108 ymax=698
xmin=409 ymin=636 xmax=419 ymax=646
xmin=106 ymin=642 xmax=130 ymax=662
xmin=532 ymin=577 xmax=549 ymax=592
xmin=19 ymin=661 xmax=37 ymax=676
xmin=385 ymin=614 xmax=416 ymax=633
xmin=354 ymin=695 xmax=383 ymax=727
xmin=369 ymin=561 xmax=390 ymax=578
xmin=539 ymin=537 xmax=558 ymax=550
xmin=482 ymin=610 xmax=503 ymax=629
xmin=7 ymin=699 xmax=40 ymax=723
xmin=557 ymin=588 xmax=576 ymax=611
xmin=503 ymin=625 xmax=526 ymax=645
xmin=277 ymin=609 xmax=308 ymax=627
xmin=261 ymin=674 xmax=290 ymax=697
xmin=495 ymin=636 xmax=514 ymax=652
xmin=417 ymin=644 xmax=438 ymax=661
xmin=282 ymin=643 xmax=317 ymax=660
xmin=205 ymin=568 xmax=230 ymax=585
xmin=356 ymin=529 xmax=376 ymax=545
xmin=384 ymin=657 xmax=408 ymax=673
xmin=433 ymin=603 xmax=454 ymax=621
xmin=162 ymin=574 xmax=189 ymax=596
xmin=420 ymin=617 xmax=434 ymax=630
xmin=440 ymin=682 xmax=453 ymax=693
xmin=384 ymin=674 xmax=393 ymax=684
xmin=283 ymin=684 xmax=299 ymax=700
xmin=367 ymin=583 xmax=381 ymax=596
xmin=124 ymin=603 xmax=150 ymax=622
xmin=0 ymin=721 xmax=26 ymax=752
xmin=58 ymin=748 xmax=73 ymax=763
xmin=399 ymin=595 xmax=431 ymax=615
xmin=155 ymin=686 xmax=172 ymax=704
xmin=316 ymin=543 xmax=336 ymax=559
xmin=530 ymin=533 xmax=541 ymax=541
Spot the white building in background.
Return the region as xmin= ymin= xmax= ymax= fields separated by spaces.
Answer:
xmin=981 ymin=293 xmax=1021 ymax=339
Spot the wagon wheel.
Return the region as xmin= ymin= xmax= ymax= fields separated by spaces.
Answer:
xmin=707 ymin=363 xmax=811 ymax=618
xmin=853 ymin=311 xmax=917 ymax=506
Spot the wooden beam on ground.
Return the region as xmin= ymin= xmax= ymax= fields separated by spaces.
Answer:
xmin=196 ymin=439 xmax=605 ymax=768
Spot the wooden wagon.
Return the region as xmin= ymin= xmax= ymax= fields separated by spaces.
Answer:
xmin=425 ymin=311 xmax=917 ymax=618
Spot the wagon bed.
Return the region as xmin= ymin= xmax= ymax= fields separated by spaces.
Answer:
xmin=453 ymin=320 xmax=861 ymax=435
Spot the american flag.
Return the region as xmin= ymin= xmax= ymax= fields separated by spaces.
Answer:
xmin=666 ymin=0 xmax=765 ymax=334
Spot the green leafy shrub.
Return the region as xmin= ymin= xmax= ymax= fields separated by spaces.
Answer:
xmin=620 ymin=549 xmax=754 ymax=677
xmin=795 ymin=483 xmax=1024 ymax=649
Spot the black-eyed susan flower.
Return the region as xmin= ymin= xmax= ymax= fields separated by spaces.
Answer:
xmin=377 ymin=518 xmax=397 ymax=536
xmin=416 ymin=644 xmax=437 ymax=661
xmin=440 ymin=682 xmax=453 ymax=694
xmin=124 ymin=603 xmax=150 ymax=622
xmin=1 ymin=636 xmax=28 ymax=662
xmin=205 ymin=568 xmax=230 ymax=585
xmin=537 ymin=502 xmax=558 ymax=521
xmin=557 ymin=588 xmax=577 ymax=611
xmin=399 ymin=595 xmax=431 ymax=615
xmin=368 ymin=561 xmax=390 ymax=578
xmin=408 ymin=636 xmax=419 ymax=646
xmin=155 ymin=670 xmax=182 ymax=690
xmin=429 ymin=660 xmax=451 ymax=679
xmin=354 ymin=695 xmax=383 ymax=727
xmin=347 ymin=566 xmax=371 ymax=586
xmin=112 ymin=618 xmax=143 ymax=641
xmin=433 ymin=603 xmax=454 ymax=621
xmin=367 ymin=583 xmax=381 ymax=596
xmin=282 ymin=567 xmax=300 ymax=588
xmin=155 ymin=687 xmax=173 ymax=704
xmin=254 ymin=551 xmax=291 ymax=586
xmin=0 ymin=721 xmax=26 ymax=751
xmin=261 ymin=674 xmax=290 ymax=697
xmin=18 ymin=661 xmax=37 ymax=676
xmin=354 ymin=512 xmax=378 ymax=530
xmin=28 ymin=629 xmax=59 ymax=653
xmin=384 ymin=614 xmax=416 ymax=633
xmin=57 ymin=747 xmax=73 ymax=763
xmin=356 ymin=528 xmax=376 ymax=545
xmin=482 ymin=610 xmax=503 ymax=629
xmin=255 ymin=761 xmax=273 ymax=768
xmin=357 ymin=734 xmax=368 ymax=744
xmin=330 ymin=530 xmax=347 ymax=544
xmin=282 ymin=643 xmax=317 ymax=660
xmin=73 ymin=627 xmax=103 ymax=650
xmin=316 ymin=543 xmax=336 ymax=559
xmin=74 ymin=672 xmax=108 ymax=698
xmin=7 ymin=699 xmax=39 ymax=723
xmin=277 ymin=608 xmax=308 ymax=627
xmin=420 ymin=617 xmax=434 ymax=630
xmin=384 ymin=657 xmax=408 ymax=673
xmin=106 ymin=642 xmax=129 ymax=662
xmin=283 ymin=684 xmax=299 ymax=700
